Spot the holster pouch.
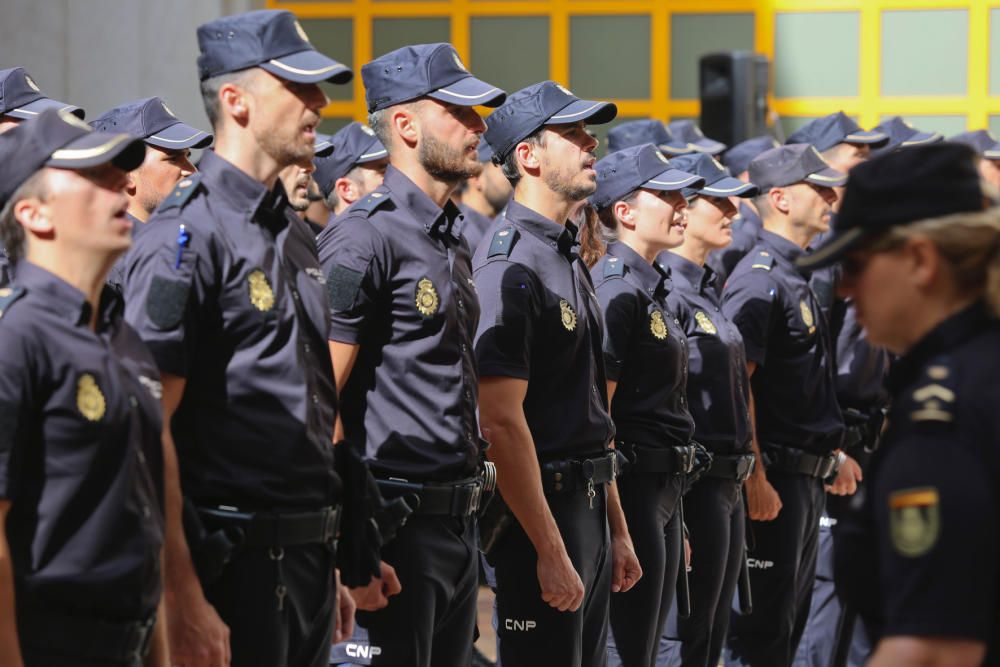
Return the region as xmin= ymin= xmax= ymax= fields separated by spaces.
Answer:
xmin=182 ymin=497 xmax=244 ymax=584
xmin=478 ymin=490 xmax=513 ymax=562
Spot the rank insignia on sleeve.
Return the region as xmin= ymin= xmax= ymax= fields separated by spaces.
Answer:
xmin=799 ymin=299 xmax=816 ymax=334
xmin=910 ymin=383 xmax=956 ymax=422
xmin=77 ymin=373 xmax=106 ymax=422
xmin=649 ymin=310 xmax=668 ymax=340
xmin=889 ymin=487 xmax=940 ymax=557
xmin=695 ymin=311 xmax=717 ymax=335
xmin=559 ymin=299 xmax=577 ymax=332
xmin=247 ymin=269 xmax=275 ymax=312
xmin=415 ymin=277 xmax=440 ymax=317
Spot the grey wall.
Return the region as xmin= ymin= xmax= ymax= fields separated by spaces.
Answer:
xmin=0 ymin=0 xmax=264 ymax=130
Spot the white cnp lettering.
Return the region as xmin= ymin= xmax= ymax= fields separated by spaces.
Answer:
xmin=345 ymin=644 xmax=382 ymax=658
xmin=504 ymin=619 xmax=537 ymax=631
xmin=747 ymin=559 xmax=774 ymax=570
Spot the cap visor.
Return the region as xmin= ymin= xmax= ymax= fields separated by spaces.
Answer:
xmin=701 ymin=176 xmax=758 ymax=198
xmin=844 ymin=130 xmax=889 ymax=147
xmin=983 ymin=142 xmax=1000 ymax=160
xmin=691 ymin=138 xmax=727 ymax=155
xmin=804 ymin=166 xmax=848 ymax=188
xmin=548 ymin=99 xmax=617 ymax=125
xmin=147 ymin=121 xmax=213 ymax=150
xmin=46 ymin=132 xmax=146 ymax=171
xmin=660 ymin=142 xmax=694 ymax=156
xmin=314 ymin=134 xmax=335 ymax=158
xmin=8 ymin=97 xmax=84 ymax=120
xmin=643 ymin=169 xmax=705 ymax=192
xmin=427 ymin=76 xmax=506 ymax=108
xmin=900 ymin=131 xmax=942 ymax=147
xmin=357 ymin=137 xmax=388 ymax=163
xmin=796 ymin=227 xmax=867 ymax=271
xmin=261 ymin=50 xmax=353 ymax=84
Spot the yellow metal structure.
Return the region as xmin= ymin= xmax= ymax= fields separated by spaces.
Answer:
xmin=269 ymin=0 xmax=999 ymax=130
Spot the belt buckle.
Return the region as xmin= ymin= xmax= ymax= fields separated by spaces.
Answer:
xmin=322 ymin=507 xmax=340 ymax=543
xmin=818 ymin=455 xmax=836 ymax=479
xmin=468 ymin=481 xmax=482 ymax=516
xmin=679 ymin=446 xmax=695 ymax=475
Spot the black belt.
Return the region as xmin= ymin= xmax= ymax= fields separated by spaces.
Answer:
xmin=761 ymin=445 xmax=837 ymax=479
xmin=618 ymin=441 xmax=696 ymax=475
xmin=706 ymin=452 xmax=757 ymax=482
xmin=19 ymin=607 xmax=156 ymax=662
xmin=541 ymin=451 xmax=618 ymax=495
xmin=198 ymin=506 xmax=340 ymax=547
xmin=377 ymin=472 xmax=492 ymax=517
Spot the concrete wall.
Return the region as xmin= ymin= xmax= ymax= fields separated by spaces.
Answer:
xmin=0 ymin=0 xmax=264 ymax=131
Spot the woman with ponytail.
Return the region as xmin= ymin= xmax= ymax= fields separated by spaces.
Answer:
xmin=799 ymin=142 xmax=1000 ymax=667
xmin=583 ymin=143 xmax=704 ymax=667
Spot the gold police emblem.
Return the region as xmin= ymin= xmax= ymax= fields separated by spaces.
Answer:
xmin=889 ymin=487 xmax=940 ymax=557
xmin=559 ymin=299 xmax=577 ymax=332
xmin=695 ymin=311 xmax=717 ymax=335
xmin=800 ymin=299 xmax=815 ymax=333
xmin=247 ymin=270 xmax=275 ymax=312
xmin=649 ymin=310 xmax=668 ymax=340
xmin=415 ymin=278 xmax=439 ymax=317
xmin=77 ymin=373 xmax=106 ymax=422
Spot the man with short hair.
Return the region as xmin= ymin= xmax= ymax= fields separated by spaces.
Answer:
xmin=313 ymin=122 xmax=388 ymax=222
xmin=318 ymin=43 xmax=505 ymax=667
xmin=90 ymin=97 xmax=213 ymax=294
xmin=122 ymin=10 xmax=358 ymax=666
xmin=721 ymin=144 xmax=849 ymax=667
xmin=458 ymin=139 xmax=511 ymax=253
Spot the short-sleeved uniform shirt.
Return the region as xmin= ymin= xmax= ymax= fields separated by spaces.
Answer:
xmin=661 ymin=251 xmax=751 ymax=455
xmin=317 ymin=166 xmax=481 ymax=482
xmin=123 ymin=150 xmax=340 ymax=511
xmin=107 ymin=213 xmax=147 ymax=295
xmin=836 ymin=303 xmax=1000 ymax=663
xmin=0 ymin=262 xmax=165 ymax=619
xmin=591 ymin=241 xmax=692 ymax=447
xmin=458 ymin=203 xmax=494 ymax=257
xmin=721 ymin=229 xmax=844 ymax=453
xmin=473 ymin=201 xmax=614 ymax=461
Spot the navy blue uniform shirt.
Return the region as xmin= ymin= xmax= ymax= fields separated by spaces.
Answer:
xmin=660 ymin=251 xmax=751 ymax=455
xmin=123 ymin=150 xmax=340 ymax=510
xmin=107 ymin=212 xmax=147 ymax=294
xmin=836 ymin=303 xmax=1000 ymax=663
xmin=591 ymin=241 xmax=693 ymax=447
xmin=473 ymin=200 xmax=614 ymax=460
xmin=721 ymin=229 xmax=844 ymax=453
xmin=0 ymin=263 xmax=164 ymax=619
xmin=458 ymin=202 xmax=494 ymax=257
xmin=317 ymin=165 xmax=481 ymax=482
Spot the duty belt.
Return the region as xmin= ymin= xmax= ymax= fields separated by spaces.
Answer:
xmin=617 ymin=441 xmax=697 ymax=476
xmin=706 ymin=453 xmax=757 ymax=482
xmin=540 ymin=451 xmax=618 ymax=504
xmin=198 ymin=506 xmax=341 ymax=547
xmin=761 ymin=445 xmax=838 ymax=479
xmin=19 ymin=607 xmax=156 ymax=662
xmin=376 ymin=464 xmax=496 ymax=518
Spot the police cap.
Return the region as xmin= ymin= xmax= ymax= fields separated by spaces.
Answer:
xmin=90 ymin=97 xmax=213 ymax=151
xmin=949 ymin=130 xmax=1000 ymax=160
xmin=0 ymin=67 xmax=83 ymax=120
xmin=786 ymin=111 xmax=888 ymax=152
xmin=749 ymin=143 xmax=846 ymax=191
xmin=591 ymin=143 xmax=703 ymax=211
xmin=722 ymin=135 xmax=780 ymax=176
xmin=664 ymin=120 xmax=727 ymax=156
xmin=606 ymin=119 xmax=673 ymax=155
xmin=313 ymin=122 xmax=388 ymax=197
xmin=668 ymin=152 xmax=758 ymax=200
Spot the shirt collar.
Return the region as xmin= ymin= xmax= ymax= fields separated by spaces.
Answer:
xmin=383 ymin=165 xmax=464 ymax=240
xmin=198 ymin=150 xmax=288 ymax=221
xmin=607 ymin=241 xmax=668 ymax=295
xmin=15 ymin=261 xmax=123 ymax=330
xmin=657 ymin=251 xmax=715 ymax=294
xmin=759 ymin=228 xmax=813 ymax=276
xmin=505 ymin=200 xmax=578 ymax=258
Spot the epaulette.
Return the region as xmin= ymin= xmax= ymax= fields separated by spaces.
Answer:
xmin=750 ymin=251 xmax=774 ymax=271
xmin=909 ymin=358 xmax=957 ymax=424
xmin=349 ymin=191 xmax=394 ymax=217
xmin=157 ymin=173 xmax=203 ymax=213
xmin=0 ymin=285 xmax=26 ymax=319
xmin=487 ymin=226 xmax=518 ymax=258
xmin=603 ymin=256 xmax=625 ymax=279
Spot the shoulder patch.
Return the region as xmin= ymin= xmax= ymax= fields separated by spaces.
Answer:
xmin=603 ymin=256 xmax=625 ymax=279
xmin=750 ymin=251 xmax=774 ymax=271
xmin=157 ymin=173 xmax=203 ymax=213
xmin=907 ymin=356 xmax=958 ymax=423
xmin=0 ymin=285 xmax=26 ymax=319
xmin=487 ymin=226 xmax=518 ymax=258
xmin=146 ymin=275 xmax=190 ymax=330
xmin=350 ymin=190 xmax=394 ymax=217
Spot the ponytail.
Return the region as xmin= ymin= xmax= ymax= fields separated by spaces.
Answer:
xmin=577 ymin=191 xmax=640 ymax=268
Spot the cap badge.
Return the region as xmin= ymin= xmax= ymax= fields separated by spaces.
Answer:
xmin=294 ymin=20 xmax=311 ymax=43
xmin=360 ymin=124 xmax=375 ymax=136
xmin=649 ymin=310 xmax=668 ymax=340
xmin=452 ymin=52 xmax=468 ymax=72
xmin=247 ymin=269 xmax=275 ymax=312
xmin=58 ymin=108 xmax=91 ymax=130
xmin=555 ymin=83 xmax=573 ymax=97
xmin=415 ymin=277 xmax=440 ymax=317
xmin=695 ymin=311 xmax=717 ymax=335
xmin=559 ymin=299 xmax=577 ymax=332
xmin=656 ymin=152 xmax=669 ymax=164
xmin=24 ymin=75 xmax=40 ymax=92
xmin=77 ymin=373 xmax=106 ymax=422
xmin=712 ymin=158 xmax=725 ymax=171
xmin=799 ymin=299 xmax=815 ymax=333
xmin=889 ymin=487 xmax=940 ymax=557
xmin=162 ymin=102 xmax=175 ymax=118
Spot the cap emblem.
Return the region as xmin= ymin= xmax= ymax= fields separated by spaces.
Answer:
xmin=555 ymin=83 xmax=573 ymax=96
xmin=415 ymin=277 xmax=440 ymax=317
xmin=248 ymin=269 xmax=275 ymax=312
xmin=24 ymin=75 xmax=40 ymax=92
xmin=294 ymin=20 xmax=311 ymax=43
xmin=656 ymin=152 xmax=669 ymax=164
xmin=162 ymin=102 xmax=176 ymax=118
xmin=452 ymin=51 xmax=468 ymax=72
xmin=649 ymin=310 xmax=668 ymax=340
xmin=360 ymin=124 xmax=375 ymax=136
xmin=58 ymin=108 xmax=91 ymax=130
xmin=712 ymin=158 xmax=725 ymax=171
xmin=77 ymin=373 xmax=106 ymax=422
xmin=800 ymin=299 xmax=815 ymax=333
xmin=695 ymin=311 xmax=717 ymax=335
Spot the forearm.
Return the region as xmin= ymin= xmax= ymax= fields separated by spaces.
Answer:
xmin=161 ymin=428 xmax=203 ymax=601
xmin=0 ymin=503 xmax=24 ymax=666
xmin=605 ymin=479 xmax=629 ymax=538
xmin=868 ymin=637 xmax=985 ymax=667
xmin=745 ymin=363 xmax=767 ymax=480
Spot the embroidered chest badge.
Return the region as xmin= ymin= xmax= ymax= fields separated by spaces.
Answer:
xmin=889 ymin=487 xmax=940 ymax=557
xmin=77 ymin=373 xmax=106 ymax=422
xmin=415 ymin=278 xmax=440 ymax=317
xmin=695 ymin=311 xmax=717 ymax=335
xmin=559 ymin=299 xmax=577 ymax=332
xmin=799 ymin=299 xmax=816 ymax=334
xmin=248 ymin=270 xmax=275 ymax=312
xmin=649 ymin=310 xmax=668 ymax=340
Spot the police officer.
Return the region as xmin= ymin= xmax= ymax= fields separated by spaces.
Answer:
xmin=123 ymin=10 xmax=355 ymax=666
xmin=0 ymin=109 xmax=162 ymax=666
xmin=801 ymin=142 xmax=1000 ymax=667
xmin=582 ymin=144 xmax=704 ymax=667
xmin=606 ymin=119 xmax=675 ymax=156
xmin=720 ymin=144 xmax=848 ymax=667
xmin=89 ymin=97 xmax=213 ymax=293
xmin=666 ymin=120 xmax=727 ymax=156
xmin=313 ymin=122 xmax=388 ymax=223
xmin=458 ymin=139 xmax=512 ymax=253
xmin=474 ymin=80 xmax=640 ymax=666
xmin=278 ymin=134 xmax=336 ymax=235
xmin=949 ymin=129 xmax=1000 ymax=189
xmin=870 ymin=117 xmax=941 ymax=156
xmin=318 ymin=43 xmax=504 ymax=666
xmin=657 ymin=152 xmax=758 ymax=667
